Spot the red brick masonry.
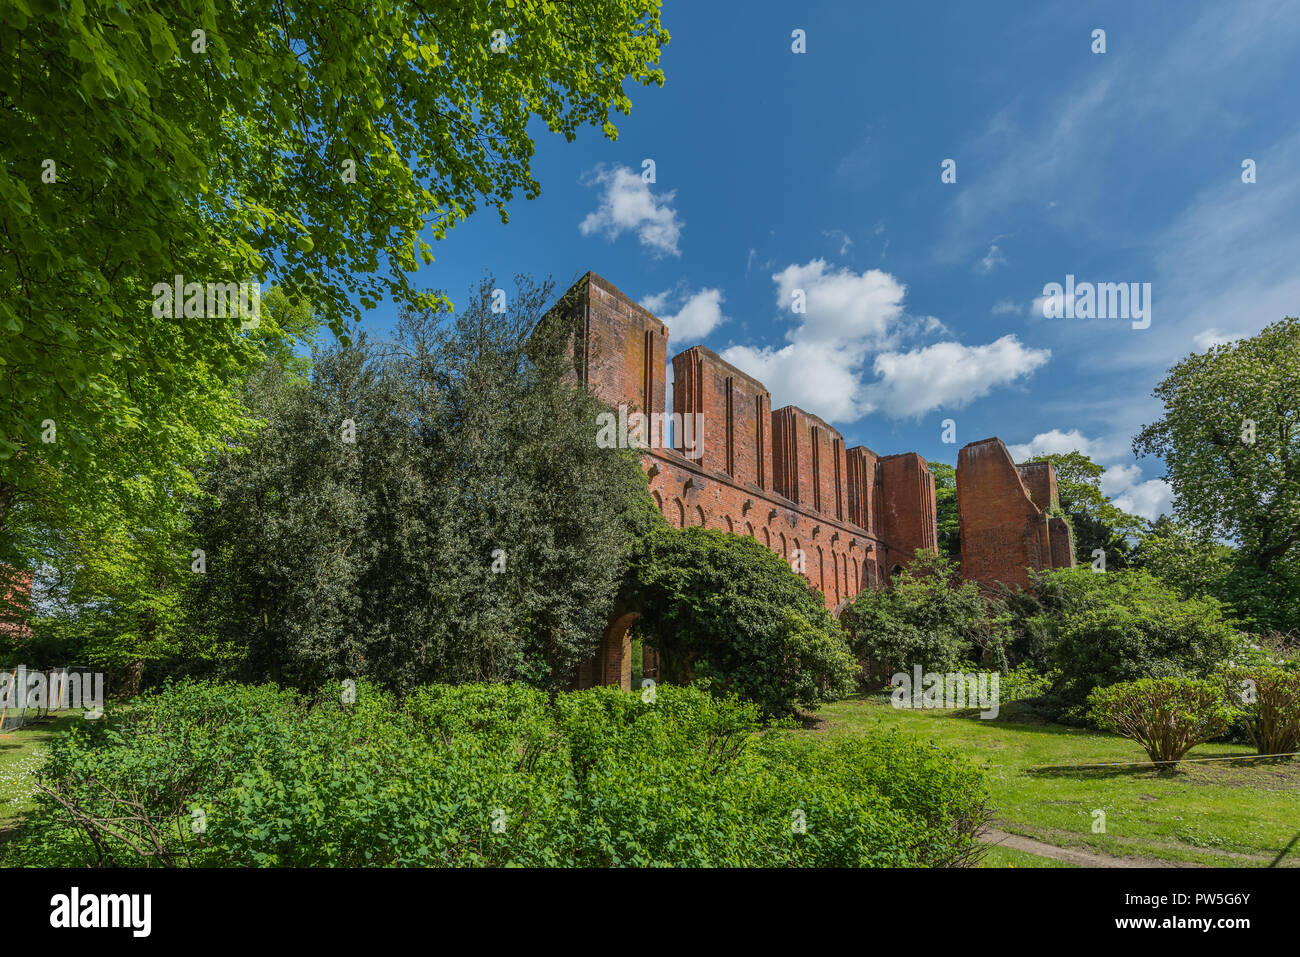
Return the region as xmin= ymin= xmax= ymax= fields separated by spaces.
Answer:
xmin=546 ymin=273 xmax=1073 ymax=688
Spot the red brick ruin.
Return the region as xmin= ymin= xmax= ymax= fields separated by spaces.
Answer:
xmin=0 ymin=273 xmax=1075 ymax=686
xmin=546 ymin=273 xmax=1074 ymax=689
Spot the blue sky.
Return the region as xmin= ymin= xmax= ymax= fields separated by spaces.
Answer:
xmin=362 ymin=0 xmax=1300 ymax=521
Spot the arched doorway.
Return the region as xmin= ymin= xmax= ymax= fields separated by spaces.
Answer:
xmin=582 ymin=610 xmax=640 ymax=690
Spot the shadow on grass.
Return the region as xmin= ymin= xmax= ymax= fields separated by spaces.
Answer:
xmin=1026 ymin=763 xmax=1187 ymax=780
xmin=1025 ymin=751 xmax=1266 ymax=780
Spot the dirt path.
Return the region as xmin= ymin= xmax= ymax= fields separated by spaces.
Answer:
xmin=979 ymin=827 xmax=1205 ymax=868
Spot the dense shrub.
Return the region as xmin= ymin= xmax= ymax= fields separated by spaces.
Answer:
xmin=191 ymin=278 xmax=661 ymax=695
xmin=841 ymin=552 xmax=996 ymax=681
xmin=1220 ymin=666 xmax=1300 ymax=756
xmin=1087 ymin=678 xmax=1238 ymax=768
xmin=6 ymin=679 xmax=989 ymax=868
xmin=1028 ymin=568 xmax=1245 ymax=721
xmin=956 ymin=664 xmax=1054 ymax=704
xmin=623 ymin=527 xmax=858 ymax=717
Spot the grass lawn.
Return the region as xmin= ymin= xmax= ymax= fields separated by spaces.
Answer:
xmin=816 ymin=695 xmax=1300 ymax=867
xmin=978 ymin=844 xmax=1075 ymax=868
xmin=0 ymin=713 xmax=82 ymax=832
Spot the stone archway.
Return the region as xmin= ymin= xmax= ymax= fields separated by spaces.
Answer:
xmin=578 ymin=610 xmax=640 ymax=690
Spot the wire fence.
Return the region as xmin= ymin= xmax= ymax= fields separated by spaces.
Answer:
xmin=0 ymin=665 xmax=97 ymax=732
xmin=1027 ymin=750 xmax=1300 ymax=771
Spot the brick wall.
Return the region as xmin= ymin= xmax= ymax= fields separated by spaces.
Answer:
xmin=671 ymin=346 xmax=771 ymax=486
xmin=548 ymin=273 xmax=1053 ymax=690
xmin=878 ymin=453 xmax=940 ymax=570
xmin=957 ymin=438 xmax=1074 ymax=591
xmin=0 ymin=567 xmax=32 ymax=641
xmin=1015 ymin=461 xmax=1058 ymax=511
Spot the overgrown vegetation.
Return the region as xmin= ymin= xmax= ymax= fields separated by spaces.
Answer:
xmin=841 ymin=551 xmax=995 ymax=679
xmin=624 ymin=526 xmax=858 ymax=717
xmin=4 ymin=680 xmax=990 ymax=868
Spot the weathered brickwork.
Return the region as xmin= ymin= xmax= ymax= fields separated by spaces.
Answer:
xmin=551 ymin=273 xmax=1069 ymax=689
xmin=0 ymin=568 xmax=32 ymax=640
xmin=957 ymin=438 xmax=1075 ymax=592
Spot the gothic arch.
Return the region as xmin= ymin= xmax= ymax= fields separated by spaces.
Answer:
xmin=673 ymin=498 xmax=685 ymax=528
xmin=762 ymin=527 xmax=771 ymax=548
xmin=726 ymin=516 xmax=734 ymax=533
xmin=580 ymin=610 xmax=639 ymax=691
xmin=695 ymin=505 xmax=706 ymax=527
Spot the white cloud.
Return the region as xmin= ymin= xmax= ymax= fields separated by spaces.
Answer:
xmin=721 ymin=340 xmax=864 ymax=422
xmin=1007 ymin=428 xmax=1118 ymax=463
xmin=863 ymin=336 xmax=1050 ymax=420
xmin=1113 ymin=479 xmax=1173 ymax=521
xmin=770 ymin=259 xmax=906 ymax=346
xmin=1007 ymin=429 xmax=1172 ymax=520
xmin=977 ymin=241 xmax=1007 ymax=274
xmin=641 ymin=287 xmax=728 ymax=345
xmin=716 ymin=260 xmax=1051 ymax=423
xmin=578 ymin=165 xmax=682 ymax=257
xmin=1099 ymin=463 xmax=1142 ymax=497
xmin=991 ymin=299 xmax=1022 ymax=316
xmin=1192 ymin=328 xmax=1241 ymax=351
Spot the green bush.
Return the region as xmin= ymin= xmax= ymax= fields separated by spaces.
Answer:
xmin=841 ymin=551 xmax=995 ymax=681
xmin=1086 ymin=678 xmax=1238 ymax=768
xmin=1029 ymin=568 xmax=1245 ymax=721
xmin=1220 ymin=666 xmax=1300 ymax=756
xmin=623 ymin=526 xmax=858 ymax=717
xmin=6 ymin=679 xmax=989 ymax=868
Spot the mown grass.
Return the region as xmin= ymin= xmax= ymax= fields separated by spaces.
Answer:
xmin=978 ymin=844 xmax=1075 ymax=868
xmin=0 ymin=713 xmax=83 ymax=830
xmin=817 ymin=694 xmax=1300 ymax=867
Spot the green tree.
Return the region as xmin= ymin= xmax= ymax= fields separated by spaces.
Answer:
xmin=1131 ymin=515 xmax=1234 ymax=602
xmin=1 ymin=0 xmax=669 ymax=580
xmin=930 ymin=462 xmax=959 ymax=557
xmin=1028 ymin=566 xmax=1244 ymax=720
xmin=1028 ymin=450 xmax=1145 ymax=568
xmin=841 ymin=551 xmax=996 ymax=680
xmin=1134 ymin=317 xmax=1300 ymax=632
xmin=193 ymin=276 xmax=655 ymax=692
xmin=3 ymin=287 xmax=317 ymax=687
xmin=623 ymin=526 xmax=858 ymax=717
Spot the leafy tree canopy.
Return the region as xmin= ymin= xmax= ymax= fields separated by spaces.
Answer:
xmin=192 ymin=276 xmax=655 ymax=693
xmin=1 ymin=0 xmax=668 ymax=577
xmin=1134 ymin=316 xmax=1300 ymax=573
xmin=1027 ymin=450 xmax=1145 ymax=568
xmin=1134 ymin=316 xmax=1300 ymax=631
xmin=930 ymin=462 xmax=959 ymax=557
xmin=841 ymin=550 xmax=996 ymax=679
